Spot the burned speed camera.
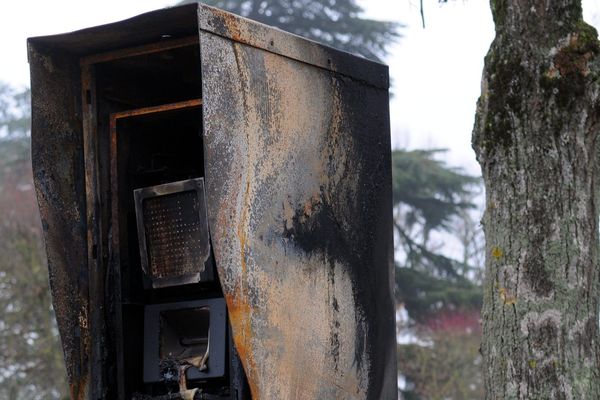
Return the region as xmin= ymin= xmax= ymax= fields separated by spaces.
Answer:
xmin=134 ymin=178 xmax=213 ymax=288
xmin=29 ymin=2 xmax=396 ymax=399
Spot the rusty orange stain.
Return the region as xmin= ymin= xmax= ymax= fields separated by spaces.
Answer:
xmin=226 ymin=291 xmax=260 ymax=399
xmin=111 ymin=99 xmax=202 ymax=120
xmin=232 ymin=173 xmax=258 ymax=397
xmin=69 ymin=374 xmax=88 ymax=400
xmin=220 ymin=10 xmax=243 ymax=42
xmin=237 ymin=179 xmax=251 ymax=274
xmin=302 ymin=193 xmax=321 ymax=218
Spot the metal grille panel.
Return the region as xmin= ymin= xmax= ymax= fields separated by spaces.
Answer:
xmin=143 ymin=191 xmax=204 ymax=279
xmin=134 ymin=178 xmax=211 ymax=288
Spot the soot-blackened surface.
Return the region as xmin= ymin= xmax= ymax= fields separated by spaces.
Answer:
xmin=202 ymin=26 xmax=396 ymax=398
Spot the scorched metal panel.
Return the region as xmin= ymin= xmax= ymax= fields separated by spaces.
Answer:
xmin=199 ymin=11 xmax=396 ymax=399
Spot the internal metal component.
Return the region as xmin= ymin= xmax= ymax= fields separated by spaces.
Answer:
xmin=134 ymin=178 xmax=212 ymax=288
xmin=144 ymin=298 xmax=227 ymax=384
xmin=160 ymin=307 xmax=210 ymax=371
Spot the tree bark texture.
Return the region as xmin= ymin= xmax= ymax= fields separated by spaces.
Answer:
xmin=473 ymin=1 xmax=600 ymax=399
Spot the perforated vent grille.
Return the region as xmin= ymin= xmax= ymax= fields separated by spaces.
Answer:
xmin=142 ymin=191 xmax=205 ymax=280
xmin=134 ymin=178 xmax=211 ymax=288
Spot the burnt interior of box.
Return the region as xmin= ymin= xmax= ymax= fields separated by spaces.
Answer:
xmin=84 ymin=38 xmax=249 ymax=399
xmin=160 ymin=308 xmax=210 ymax=361
xmin=96 ymin=44 xmax=202 ymax=108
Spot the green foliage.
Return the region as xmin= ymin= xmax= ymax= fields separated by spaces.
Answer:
xmin=398 ymin=328 xmax=483 ymax=400
xmin=392 ymin=150 xmax=484 ymax=399
xmin=0 ymin=83 xmax=30 ymax=138
xmin=0 ymin=137 xmax=31 ymax=185
xmin=392 ymin=150 xmax=480 ymax=283
xmin=392 ymin=149 xmax=479 ymax=235
xmin=396 ymin=267 xmax=482 ymax=323
xmin=0 ymin=222 xmax=68 ymax=400
xmin=178 ymin=0 xmax=400 ymax=62
xmin=0 ymin=83 xmax=68 ymax=399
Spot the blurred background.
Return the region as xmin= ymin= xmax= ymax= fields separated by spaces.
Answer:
xmin=1 ymin=1 xmax=599 ymax=399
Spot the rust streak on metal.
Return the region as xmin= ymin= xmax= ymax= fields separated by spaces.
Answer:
xmin=236 ymin=179 xmax=251 ymax=275
xmin=232 ymin=177 xmax=256 ymax=396
xmin=111 ymin=98 xmax=202 ymax=121
xmin=69 ymin=374 xmax=89 ymax=400
xmin=220 ymin=11 xmax=243 ymax=43
xmin=226 ymin=292 xmax=259 ymax=399
xmin=80 ymin=35 xmax=199 ymax=65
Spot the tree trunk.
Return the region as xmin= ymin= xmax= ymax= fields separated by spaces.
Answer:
xmin=473 ymin=1 xmax=600 ymax=398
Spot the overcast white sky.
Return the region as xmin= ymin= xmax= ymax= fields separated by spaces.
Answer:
xmin=1 ymin=0 xmax=599 ymax=175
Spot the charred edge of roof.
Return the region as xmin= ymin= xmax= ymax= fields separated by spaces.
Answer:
xmin=27 ymin=3 xmax=200 ymax=57
xmin=198 ymin=4 xmax=390 ymax=90
xmin=27 ymin=3 xmax=388 ymax=90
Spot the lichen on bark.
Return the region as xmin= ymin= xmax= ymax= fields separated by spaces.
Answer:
xmin=473 ymin=1 xmax=600 ymax=398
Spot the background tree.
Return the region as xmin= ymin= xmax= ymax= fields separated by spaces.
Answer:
xmin=392 ymin=149 xmax=482 ymax=321
xmin=392 ymin=149 xmax=483 ymax=399
xmin=473 ymin=1 xmax=600 ymax=398
xmin=0 ymin=83 xmax=30 ymax=138
xmin=0 ymin=83 xmax=68 ymax=399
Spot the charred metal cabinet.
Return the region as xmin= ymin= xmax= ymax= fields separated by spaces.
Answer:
xmin=28 ymin=3 xmax=396 ymax=400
